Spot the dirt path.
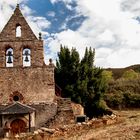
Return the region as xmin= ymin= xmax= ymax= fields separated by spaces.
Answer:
xmin=67 ymin=110 xmax=140 ymax=140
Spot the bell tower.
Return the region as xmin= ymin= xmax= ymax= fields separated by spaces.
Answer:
xmin=0 ymin=5 xmax=55 ymax=104
xmin=0 ymin=4 xmax=44 ymax=67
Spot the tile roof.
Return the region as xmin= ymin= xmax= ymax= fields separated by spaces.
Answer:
xmin=0 ymin=102 xmax=35 ymax=115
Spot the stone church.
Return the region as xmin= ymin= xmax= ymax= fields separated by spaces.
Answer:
xmin=0 ymin=4 xmax=58 ymax=136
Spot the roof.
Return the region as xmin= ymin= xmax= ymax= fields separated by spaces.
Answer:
xmin=0 ymin=102 xmax=35 ymax=115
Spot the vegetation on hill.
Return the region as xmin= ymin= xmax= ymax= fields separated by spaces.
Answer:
xmin=55 ymin=45 xmax=110 ymax=118
xmin=104 ymin=68 xmax=140 ymax=109
xmin=106 ymin=64 xmax=140 ymax=79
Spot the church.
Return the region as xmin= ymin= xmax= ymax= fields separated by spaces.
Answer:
xmin=0 ymin=4 xmax=57 ymax=136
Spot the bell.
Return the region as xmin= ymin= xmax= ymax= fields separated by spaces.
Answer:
xmin=24 ymin=56 xmax=29 ymax=62
xmin=7 ymin=51 xmax=12 ymax=56
xmin=7 ymin=56 xmax=12 ymax=63
xmin=24 ymin=50 xmax=29 ymax=55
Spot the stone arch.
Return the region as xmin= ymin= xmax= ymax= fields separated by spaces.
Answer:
xmin=16 ymin=23 xmax=21 ymax=37
xmin=10 ymin=119 xmax=27 ymax=134
xmin=5 ymin=117 xmax=28 ymax=135
xmin=5 ymin=46 xmax=13 ymax=67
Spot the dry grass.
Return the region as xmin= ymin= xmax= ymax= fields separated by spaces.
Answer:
xmin=86 ymin=110 xmax=140 ymax=140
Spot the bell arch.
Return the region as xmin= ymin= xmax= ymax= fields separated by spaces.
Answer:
xmin=5 ymin=47 xmax=13 ymax=67
xmin=23 ymin=48 xmax=31 ymax=67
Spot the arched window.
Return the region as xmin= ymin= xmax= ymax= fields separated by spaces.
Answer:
xmin=16 ymin=24 xmax=21 ymax=37
xmin=6 ymin=48 xmax=13 ymax=67
xmin=23 ymin=48 xmax=31 ymax=67
xmin=9 ymin=91 xmax=24 ymax=102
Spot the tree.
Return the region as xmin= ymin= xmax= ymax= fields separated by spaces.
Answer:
xmin=55 ymin=45 xmax=80 ymax=98
xmin=55 ymin=45 xmax=109 ymax=118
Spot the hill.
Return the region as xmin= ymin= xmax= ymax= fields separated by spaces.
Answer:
xmin=104 ymin=64 xmax=140 ymax=109
xmin=106 ymin=64 xmax=140 ymax=79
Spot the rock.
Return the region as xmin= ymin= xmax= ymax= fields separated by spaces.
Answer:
xmin=40 ymin=127 xmax=55 ymax=134
xmin=34 ymin=131 xmax=39 ymax=134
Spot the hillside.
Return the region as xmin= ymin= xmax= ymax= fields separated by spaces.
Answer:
xmin=106 ymin=64 xmax=140 ymax=79
xmin=104 ymin=64 xmax=140 ymax=109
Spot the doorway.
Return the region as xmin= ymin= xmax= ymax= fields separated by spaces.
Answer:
xmin=10 ymin=119 xmax=26 ymax=134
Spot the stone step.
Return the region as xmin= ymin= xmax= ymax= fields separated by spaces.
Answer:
xmin=57 ymin=98 xmax=72 ymax=111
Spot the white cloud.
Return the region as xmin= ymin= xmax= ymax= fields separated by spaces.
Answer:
xmin=50 ymin=0 xmax=76 ymax=10
xmin=47 ymin=11 xmax=55 ymax=17
xmin=50 ymin=0 xmax=75 ymax=4
xmin=47 ymin=0 xmax=140 ymax=68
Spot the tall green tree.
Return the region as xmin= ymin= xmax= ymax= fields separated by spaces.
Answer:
xmin=55 ymin=45 xmax=80 ymax=98
xmin=55 ymin=45 xmax=109 ymax=118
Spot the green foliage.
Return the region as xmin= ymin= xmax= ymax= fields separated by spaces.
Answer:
xmin=102 ymin=70 xmax=113 ymax=83
xmin=55 ymin=45 xmax=108 ymax=118
xmin=105 ymin=91 xmax=124 ymax=109
xmin=55 ymin=45 xmax=80 ymax=98
xmin=122 ymin=69 xmax=139 ymax=80
xmin=105 ymin=77 xmax=140 ymax=109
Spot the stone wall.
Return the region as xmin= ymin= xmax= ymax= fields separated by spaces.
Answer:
xmin=46 ymin=98 xmax=75 ymax=128
xmin=31 ymin=102 xmax=57 ymax=128
xmin=0 ymin=5 xmax=37 ymax=41
xmin=71 ymin=103 xmax=84 ymax=116
xmin=0 ymin=39 xmax=44 ymax=68
xmin=0 ymin=66 xmax=55 ymax=104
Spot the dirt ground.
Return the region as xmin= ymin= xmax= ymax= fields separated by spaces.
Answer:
xmin=67 ymin=110 xmax=140 ymax=140
xmin=1 ymin=110 xmax=139 ymax=140
xmin=62 ymin=110 xmax=140 ymax=140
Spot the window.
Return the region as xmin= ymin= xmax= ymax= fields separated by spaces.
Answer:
xmin=13 ymin=95 xmax=20 ymax=101
xmin=16 ymin=24 xmax=21 ymax=37
xmin=23 ymin=48 xmax=31 ymax=67
xmin=6 ymin=48 xmax=13 ymax=67
xmin=9 ymin=91 xmax=24 ymax=102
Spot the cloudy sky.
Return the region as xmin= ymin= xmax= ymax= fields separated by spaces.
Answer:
xmin=0 ymin=0 xmax=140 ymax=68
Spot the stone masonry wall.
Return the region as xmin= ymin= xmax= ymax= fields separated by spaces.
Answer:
xmin=46 ymin=98 xmax=75 ymax=128
xmin=0 ymin=66 xmax=55 ymax=104
xmin=31 ymin=102 xmax=57 ymax=128
xmin=0 ymin=40 xmax=44 ymax=68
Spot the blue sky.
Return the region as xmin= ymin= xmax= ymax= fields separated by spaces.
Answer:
xmin=1 ymin=0 xmax=140 ymax=68
xmin=27 ymin=0 xmax=85 ymax=33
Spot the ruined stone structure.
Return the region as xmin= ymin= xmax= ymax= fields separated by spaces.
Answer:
xmin=0 ymin=4 xmax=56 ymax=136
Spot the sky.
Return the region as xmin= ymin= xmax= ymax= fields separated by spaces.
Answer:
xmin=0 ymin=0 xmax=140 ymax=68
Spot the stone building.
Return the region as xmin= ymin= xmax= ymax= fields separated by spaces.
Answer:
xmin=0 ymin=4 xmax=56 ymax=136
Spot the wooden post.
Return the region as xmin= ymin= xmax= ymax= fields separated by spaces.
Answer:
xmin=29 ymin=113 xmax=31 ymax=132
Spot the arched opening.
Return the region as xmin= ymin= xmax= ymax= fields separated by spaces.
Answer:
xmin=16 ymin=24 xmax=21 ymax=37
xmin=23 ymin=48 xmax=31 ymax=67
xmin=10 ymin=119 xmax=27 ymax=134
xmin=13 ymin=95 xmax=20 ymax=102
xmin=6 ymin=48 xmax=13 ymax=67
xmin=9 ymin=91 xmax=24 ymax=103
